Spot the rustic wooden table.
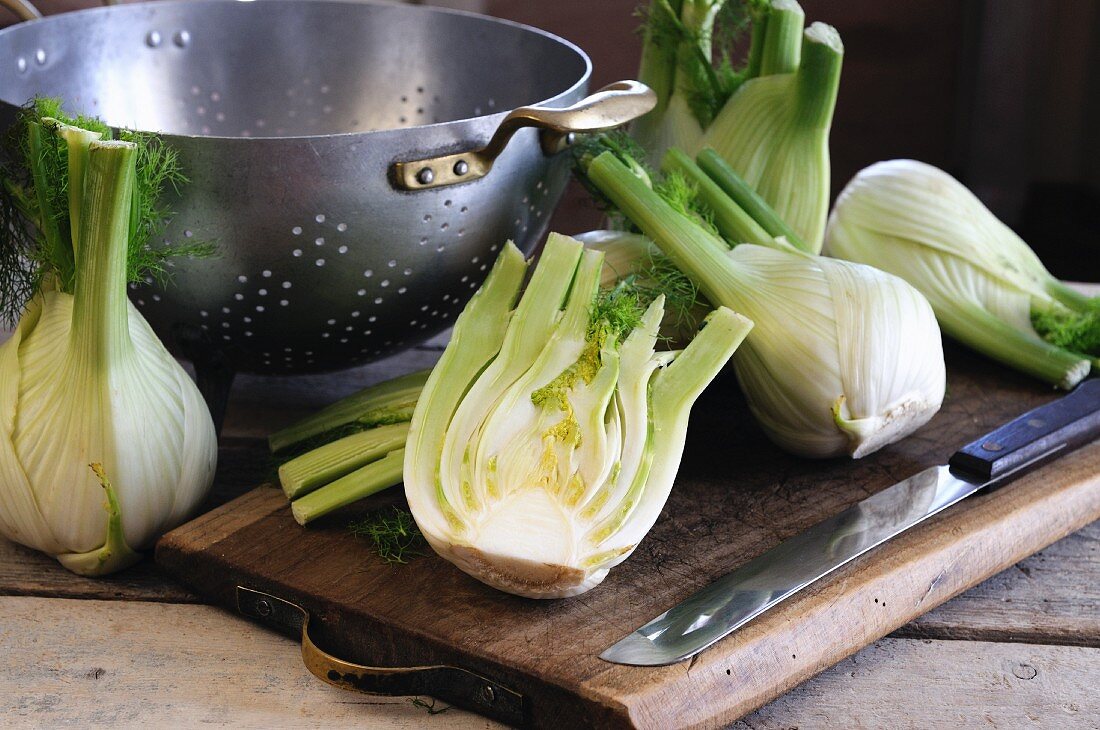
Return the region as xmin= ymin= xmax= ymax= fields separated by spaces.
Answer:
xmin=2 ymin=322 xmax=1099 ymax=729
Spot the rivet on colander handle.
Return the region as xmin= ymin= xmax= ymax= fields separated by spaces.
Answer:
xmin=391 ymin=80 xmax=656 ymax=191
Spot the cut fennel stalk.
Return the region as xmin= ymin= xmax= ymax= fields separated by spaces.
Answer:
xmin=698 ymin=19 xmax=842 ymax=251
xmin=584 ymin=150 xmax=946 ymax=459
xmin=404 ymin=233 xmax=752 ymax=598
xmin=291 ymin=449 xmax=405 ymax=526
xmin=631 ymin=0 xmax=810 ymax=167
xmin=278 ymin=421 xmax=409 ymax=500
xmin=826 ymin=159 xmax=1096 ymax=389
xmin=632 ymin=0 xmax=726 ymax=165
xmin=271 ymin=377 xmax=420 ymax=524
xmin=268 ymin=368 xmax=429 ymax=454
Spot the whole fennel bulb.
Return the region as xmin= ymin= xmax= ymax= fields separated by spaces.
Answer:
xmin=0 ymin=118 xmax=217 ymax=575
xmin=826 ymin=159 xmax=1096 ymax=389
xmin=584 ymin=150 xmax=946 ymax=458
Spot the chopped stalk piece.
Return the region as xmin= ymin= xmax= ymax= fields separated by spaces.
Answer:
xmin=279 ymin=422 xmax=410 ymax=500
xmin=291 ymin=449 xmax=405 ymax=526
xmin=268 ymin=368 xmax=430 ymax=454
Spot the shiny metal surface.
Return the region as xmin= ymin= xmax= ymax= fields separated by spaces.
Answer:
xmin=601 ymin=466 xmax=988 ymax=666
xmin=0 ymin=0 xmax=604 ymax=374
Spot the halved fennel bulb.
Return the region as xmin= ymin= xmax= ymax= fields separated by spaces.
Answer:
xmin=404 ymin=233 xmax=752 ymax=598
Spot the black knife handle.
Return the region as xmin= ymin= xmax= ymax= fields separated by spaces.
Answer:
xmin=949 ymin=379 xmax=1100 ymax=482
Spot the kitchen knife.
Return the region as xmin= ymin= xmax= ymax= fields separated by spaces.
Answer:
xmin=601 ymin=379 xmax=1100 ymax=666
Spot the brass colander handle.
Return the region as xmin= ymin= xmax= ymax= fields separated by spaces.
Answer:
xmin=392 ymin=79 xmax=656 ymax=191
xmin=0 ymin=0 xmax=119 ymax=22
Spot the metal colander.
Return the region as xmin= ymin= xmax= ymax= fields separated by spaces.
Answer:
xmin=0 ymin=0 xmax=653 ymax=384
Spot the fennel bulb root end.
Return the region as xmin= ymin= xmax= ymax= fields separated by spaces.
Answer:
xmin=833 ymin=393 xmax=942 ymax=460
xmin=445 ymin=542 xmax=602 ymax=600
xmin=54 ymin=463 xmax=141 ymax=576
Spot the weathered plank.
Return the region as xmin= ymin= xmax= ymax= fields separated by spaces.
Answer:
xmin=896 ymin=520 xmax=1100 ymax=648
xmin=0 ymin=596 xmax=496 ymax=729
xmin=3 ymin=595 xmax=1096 ymax=729
xmin=0 ymin=537 xmax=197 ymax=603
xmin=736 ymin=637 xmax=1100 ymax=729
xmin=0 ymin=440 xmax=270 ymax=602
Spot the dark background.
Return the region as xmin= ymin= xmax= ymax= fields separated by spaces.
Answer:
xmin=7 ymin=0 xmax=1098 ymax=280
xmin=485 ymin=0 xmax=1100 ymax=281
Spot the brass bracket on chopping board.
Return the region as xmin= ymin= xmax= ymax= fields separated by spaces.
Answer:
xmin=235 ymin=586 xmax=525 ymax=725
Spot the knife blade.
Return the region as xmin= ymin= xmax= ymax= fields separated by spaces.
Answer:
xmin=601 ymin=379 xmax=1100 ymax=666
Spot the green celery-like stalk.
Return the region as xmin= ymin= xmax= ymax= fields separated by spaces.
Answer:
xmin=279 ymin=421 xmax=410 ymax=500
xmin=587 ymin=152 xmax=734 ymax=309
xmin=636 ymin=0 xmax=685 ymax=123
xmin=796 ymin=23 xmax=844 ymax=130
xmin=268 ymin=368 xmax=430 ymax=454
xmin=696 ymin=148 xmax=808 ymax=250
xmin=291 ymin=449 xmax=405 ymax=526
xmin=1045 ymin=279 xmax=1095 ymax=313
xmin=56 ymin=123 xmax=103 ymax=257
xmin=69 ymin=141 xmax=137 ymax=374
xmin=754 ymin=0 xmax=805 ymax=76
xmin=662 ymin=148 xmax=771 ymax=247
xmin=54 ymin=141 xmax=145 ymax=576
xmin=941 ymin=302 xmax=1090 ymax=390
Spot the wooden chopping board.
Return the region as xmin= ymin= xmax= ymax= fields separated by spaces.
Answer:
xmin=155 ymin=346 xmax=1100 ymax=729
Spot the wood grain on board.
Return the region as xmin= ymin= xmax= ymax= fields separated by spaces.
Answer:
xmin=4 ymin=595 xmax=1096 ymax=730
xmin=156 ymin=346 xmax=1100 ymax=729
xmin=0 ymin=596 xmax=496 ymax=730
xmin=734 ymin=637 xmax=1099 ymax=730
xmin=896 ymin=520 xmax=1100 ymax=648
